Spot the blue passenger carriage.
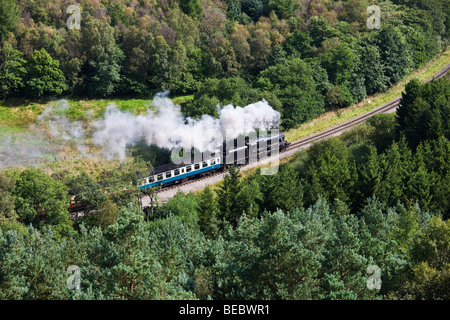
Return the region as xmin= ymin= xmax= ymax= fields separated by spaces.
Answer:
xmin=139 ymin=156 xmax=222 ymax=190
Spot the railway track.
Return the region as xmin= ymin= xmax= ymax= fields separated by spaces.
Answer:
xmin=153 ymin=63 xmax=450 ymax=199
xmin=287 ymin=63 xmax=450 ymax=151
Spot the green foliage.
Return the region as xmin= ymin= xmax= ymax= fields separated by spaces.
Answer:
xmin=411 ymin=217 xmax=450 ymax=269
xmin=12 ymin=168 xmax=73 ymax=238
xmin=366 ymin=113 xmax=397 ymax=152
xmin=66 ymin=172 xmax=108 ymax=214
xmin=396 ymin=77 xmax=450 ymax=149
xmin=1 ymin=170 xmax=449 ymax=300
xmin=398 ymin=261 xmax=450 ymax=299
xmin=213 ymin=200 xmax=333 ymax=299
xmin=306 ymin=59 xmax=332 ymax=94
xmin=308 ymin=16 xmax=342 ymax=49
xmin=182 ymin=94 xmax=220 ymax=118
xmin=415 ymin=136 xmax=450 ymax=219
xmin=289 ymin=81 xmax=449 ymax=217
xmin=182 ymin=76 xmax=259 ymax=118
xmin=373 ymin=138 xmax=413 ymax=207
xmin=0 ymin=43 xmax=26 ymax=98
xmin=197 ymin=187 xmax=220 ymax=239
xmin=26 ymin=49 xmax=67 ymax=97
xmin=0 ymin=0 xmax=444 ymax=108
xmin=83 ymin=200 xmax=119 ymax=231
xmin=241 ymin=0 xmax=267 ymax=21
xmin=373 ymin=26 xmax=414 ymax=85
xmin=82 ymin=17 xmax=124 ymax=96
xmin=258 ymin=58 xmax=325 ymax=128
xmin=402 ymin=26 xmax=439 ymax=68
xmin=0 ymin=0 xmax=19 ymax=43
xmin=258 ymin=163 xmax=303 ymax=213
xmin=395 ymin=0 xmax=448 ymax=39
xmin=320 ymin=43 xmax=357 ymax=108
xmin=0 ymin=171 xmax=16 ymax=219
xmin=107 ymin=2 xmax=128 ymax=26
xmin=217 ymin=166 xmax=261 ymax=229
xmin=320 ymin=43 xmax=355 ymax=86
xmin=224 ymin=0 xmax=242 ymax=20
xmin=180 ymin=0 xmax=202 ymax=18
xmin=158 ymin=191 xmax=200 ymax=227
xmin=99 ymin=157 xmax=151 ymax=208
xmin=302 ymin=138 xmax=357 ymax=207
xmin=356 ymin=44 xmax=389 ymax=95
xmin=320 ymin=213 xmax=374 ymax=299
xmin=150 ymin=36 xmax=171 ymax=91
xmin=268 ymin=0 xmax=297 ymax=19
xmin=0 ymin=0 xmax=449 ymax=301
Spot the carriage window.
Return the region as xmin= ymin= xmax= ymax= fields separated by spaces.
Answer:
xmin=174 ymin=169 xmax=180 ymax=176
xmin=149 ymin=176 xmax=154 ymax=183
xmin=166 ymin=172 xmax=172 ymax=178
xmin=194 ymin=163 xmax=200 ymax=170
xmin=157 ymin=174 xmax=163 ymax=181
xmin=203 ymin=161 xmax=208 ymax=167
xmin=186 ymin=166 xmax=192 ymax=173
xmin=211 ymin=159 xmax=216 ymax=165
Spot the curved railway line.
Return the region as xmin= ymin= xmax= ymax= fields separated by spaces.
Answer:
xmin=287 ymin=63 xmax=450 ymax=152
xmin=150 ymin=63 xmax=450 ymax=203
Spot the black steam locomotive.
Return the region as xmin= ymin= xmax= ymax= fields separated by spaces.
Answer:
xmin=139 ymin=131 xmax=289 ymax=190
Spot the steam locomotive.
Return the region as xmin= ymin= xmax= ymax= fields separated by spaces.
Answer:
xmin=138 ymin=131 xmax=289 ymax=190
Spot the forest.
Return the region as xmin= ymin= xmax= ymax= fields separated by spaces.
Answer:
xmin=0 ymin=0 xmax=449 ymax=129
xmin=0 ymin=0 xmax=449 ymax=301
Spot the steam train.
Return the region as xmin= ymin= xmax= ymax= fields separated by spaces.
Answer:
xmin=138 ymin=131 xmax=289 ymax=191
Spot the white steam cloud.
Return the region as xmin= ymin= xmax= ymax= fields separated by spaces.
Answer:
xmin=0 ymin=94 xmax=281 ymax=168
xmin=37 ymin=99 xmax=87 ymax=154
xmin=0 ymin=99 xmax=87 ymax=168
xmin=93 ymin=92 xmax=280 ymax=161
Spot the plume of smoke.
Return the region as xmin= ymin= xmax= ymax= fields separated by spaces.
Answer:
xmin=219 ymin=100 xmax=281 ymax=139
xmin=0 ymin=99 xmax=88 ymax=168
xmin=37 ymin=99 xmax=87 ymax=154
xmin=0 ymin=131 xmax=57 ymax=168
xmin=0 ymin=95 xmax=280 ymax=167
xmin=93 ymin=92 xmax=281 ymax=161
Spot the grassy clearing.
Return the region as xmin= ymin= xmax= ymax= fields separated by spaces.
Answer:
xmin=0 ymin=94 xmax=194 ymax=176
xmin=64 ymin=98 xmax=155 ymax=120
xmin=0 ymin=94 xmax=195 ymax=130
xmin=41 ymin=155 xmax=124 ymax=180
xmin=0 ymin=100 xmax=45 ymax=130
xmin=285 ymin=49 xmax=450 ymax=142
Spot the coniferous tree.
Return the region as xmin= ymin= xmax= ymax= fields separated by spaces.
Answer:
xmin=0 ymin=0 xmax=19 ymax=43
xmin=198 ymin=187 xmax=220 ymax=239
xmin=217 ymin=166 xmax=243 ymax=229
xmin=374 ymin=26 xmax=413 ymax=85
xmin=260 ymin=164 xmax=303 ymax=213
